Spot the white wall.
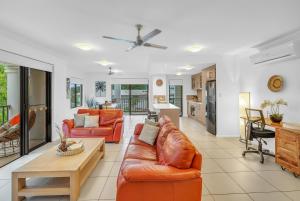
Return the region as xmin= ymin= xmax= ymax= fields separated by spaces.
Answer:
xmin=0 ymin=30 xmax=85 ymax=141
xmin=237 ymin=55 xmax=300 ymax=151
xmin=215 ymin=56 xmax=241 ymax=137
xmin=239 ymin=56 xmax=300 ymax=123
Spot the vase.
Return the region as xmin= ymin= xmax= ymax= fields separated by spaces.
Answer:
xmin=270 ymin=115 xmax=283 ymax=123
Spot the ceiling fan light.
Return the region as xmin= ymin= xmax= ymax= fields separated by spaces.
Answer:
xmin=184 ymin=44 xmax=205 ymax=53
xmin=74 ymin=43 xmax=95 ymax=51
xmin=95 ymin=60 xmax=115 ymax=66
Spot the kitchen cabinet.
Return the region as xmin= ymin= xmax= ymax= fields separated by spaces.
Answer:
xmin=192 ymin=73 xmax=202 ymax=90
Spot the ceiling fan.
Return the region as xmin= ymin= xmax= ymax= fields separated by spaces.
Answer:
xmin=108 ymin=67 xmax=114 ymax=75
xmin=102 ymin=24 xmax=167 ymax=51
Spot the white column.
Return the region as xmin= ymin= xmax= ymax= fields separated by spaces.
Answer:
xmin=4 ymin=65 xmax=20 ymax=118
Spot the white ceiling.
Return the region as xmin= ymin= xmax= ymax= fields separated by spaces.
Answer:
xmin=0 ymin=0 xmax=300 ymax=74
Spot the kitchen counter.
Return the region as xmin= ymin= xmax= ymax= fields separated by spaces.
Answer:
xmin=153 ymin=103 xmax=180 ymax=128
xmin=188 ymin=100 xmax=202 ymax=105
xmin=153 ymin=103 xmax=180 ymax=109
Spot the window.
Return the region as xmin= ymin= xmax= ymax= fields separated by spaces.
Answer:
xmin=71 ymin=83 xmax=83 ymax=108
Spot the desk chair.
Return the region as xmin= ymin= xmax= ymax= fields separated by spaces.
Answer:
xmin=242 ymin=108 xmax=275 ymax=164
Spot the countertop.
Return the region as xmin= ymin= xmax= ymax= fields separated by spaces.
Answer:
xmin=188 ymin=100 xmax=202 ymax=104
xmin=153 ymin=103 xmax=180 ymax=109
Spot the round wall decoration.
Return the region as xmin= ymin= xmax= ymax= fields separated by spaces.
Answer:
xmin=156 ymin=79 xmax=163 ymax=87
xmin=268 ymin=75 xmax=283 ymax=92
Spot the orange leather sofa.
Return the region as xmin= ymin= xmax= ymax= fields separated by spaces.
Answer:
xmin=62 ymin=109 xmax=123 ymax=143
xmin=117 ymin=116 xmax=202 ymax=201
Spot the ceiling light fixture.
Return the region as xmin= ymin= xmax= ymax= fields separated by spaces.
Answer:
xmin=178 ymin=65 xmax=195 ymax=70
xmin=95 ymin=60 xmax=115 ymax=66
xmin=184 ymin=44 xmax=205 ymax=53
xmin=176 ymin=72 xmax=183 ymax=76
xmin=111 ymin=69 xmax=122 ymax=73
xmin=73 ymin=43 xmax=95 ymax=51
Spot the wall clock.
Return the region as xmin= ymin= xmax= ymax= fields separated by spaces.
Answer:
xmin=156 ymin=79 xmax=163 ymax=87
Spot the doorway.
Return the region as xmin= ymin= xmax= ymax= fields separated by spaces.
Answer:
xmin=112 ymin=84 xmax=148 ymax=115
xmin=0 ymin=63 xmax=51 ymax=167
xmin=169 ymin=85 xmax=183 ymax=116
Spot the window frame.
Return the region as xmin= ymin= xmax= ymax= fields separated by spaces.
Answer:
xmin=70 ymin=83 xmax=83 ymax=108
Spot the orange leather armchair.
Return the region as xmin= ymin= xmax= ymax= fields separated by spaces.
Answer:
xmin=117 ymin=116 xmax=202 ymax=201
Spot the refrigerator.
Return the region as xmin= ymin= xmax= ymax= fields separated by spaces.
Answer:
xmin=206 ymin=80 xmax=216 ymax=135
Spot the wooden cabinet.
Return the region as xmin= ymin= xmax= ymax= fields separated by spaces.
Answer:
xmin=276 ymin=128 xmax=300 ymax=177
xmin=192 ymin=73 xmax=202 ymax=90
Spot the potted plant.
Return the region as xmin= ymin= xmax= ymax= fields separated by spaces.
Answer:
xmin=85 ymin=97 xmax=97 ymax=109
xmin=260 ymin=99 xmax=288 ymax=123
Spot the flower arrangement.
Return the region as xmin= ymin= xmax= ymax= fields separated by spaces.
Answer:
xmin=55 ymin=124 xmax=68 ymax=152
xmin=260 ymin=99 xmax=288 ymax=123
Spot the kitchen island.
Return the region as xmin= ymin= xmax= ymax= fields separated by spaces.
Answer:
xmin=153 ymin=103 xmax=180 ymax=128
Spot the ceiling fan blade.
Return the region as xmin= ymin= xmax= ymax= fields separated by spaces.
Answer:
xmin=102 ymin=36 xmax=135 ymax=44
xmin=126 ymin=44 xmax=138 ymax=52
xmin=142 ymin=29 xmax=161 ymax=42
xmin=144 ymin=43 xmax=167 ymax=50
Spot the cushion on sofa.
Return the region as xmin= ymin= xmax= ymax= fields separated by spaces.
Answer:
xmin=156 ymin=122 xmax=178 ymax=155
xmin=125 ymin=144 xmax=157 ymax=161
xmin=159 ymin=131 xmax=196 ymax=169
xmin=138 ymin=123 xmax=160 ymax=145
xmin=91 ymin=126 xmax=113 ymax=136
xmin=158 ymin=115 xmax=172 ymax=127
xmin=130 ymin=135 xmax=153 ymax=148
xmin=99 ymin=109 xmax=123 ymax=126
xmin=84 ymin=115 xmax=99 ymax=128
xmin=70 ymin=128 xmax=92 ymax=136
xmin=74 ymin=113 xmax=88 ymax=128
xmin=77 ymin=109 xmax=100 ymax=116
xmin=145 ymin=118 xmax=159 ymax=127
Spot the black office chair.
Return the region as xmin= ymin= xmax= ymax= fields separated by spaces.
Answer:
xmin=242 ymin=108 xmax=275 ymax=164
xmin=147 ymin=109 xmax=158 ymax=122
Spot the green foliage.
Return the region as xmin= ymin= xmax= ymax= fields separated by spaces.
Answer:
xmin=0 ymin=64 xmax=7 ymax=106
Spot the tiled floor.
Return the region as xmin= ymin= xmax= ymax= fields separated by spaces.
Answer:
xmin=0 ymin=116 xmax=300 ymax=201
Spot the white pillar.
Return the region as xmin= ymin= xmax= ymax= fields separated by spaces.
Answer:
xmin=4 ymin=65 xmax=20 ymax=118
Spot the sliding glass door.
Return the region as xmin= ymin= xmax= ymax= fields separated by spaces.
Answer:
xmin=0 ymin=63 xmax=51 ymax=167
xmin=169 ymin=85 xmax=183 ymax=116
xmin=112 ymin=84 xmax=148 ymax=115
xmin=0 ymin=64 xmax=21 ymax=167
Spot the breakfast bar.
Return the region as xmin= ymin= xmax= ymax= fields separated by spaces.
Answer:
xmin=153 ymin=103 xmax=180 ymax=128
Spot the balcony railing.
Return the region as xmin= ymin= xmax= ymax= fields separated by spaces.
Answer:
xmin=0 ymin=105 xmax=10 ymax=125
xmin=116 ymin=97 xmax=148 ymax=114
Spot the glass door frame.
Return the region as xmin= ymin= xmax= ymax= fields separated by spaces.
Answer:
xmin=111 ymin=84 xmax=149 ymax=115
xmin=20 ymin=66 xmax=52 ymax=155
xmin=168 ymin=85 xmax=183 ymax=116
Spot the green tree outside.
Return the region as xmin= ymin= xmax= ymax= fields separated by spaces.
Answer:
xmin=0 ymin=64 xmax=7 ymax=123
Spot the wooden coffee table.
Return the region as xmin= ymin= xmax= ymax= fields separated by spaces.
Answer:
xmin=12 ymin=138 xmax=105 ymax=201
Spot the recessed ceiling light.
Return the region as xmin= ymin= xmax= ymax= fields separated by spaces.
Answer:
xmin=73 ymin=43 xmax=95 ymax=51
xmin=178 ymin=65 xmax=194 ymax=70
xmin=111 ymin=69 xmax=123 ymax=73
xmin=95 ymin=60 xmax=115 ymax=66
xmin=184 ymin=44 xmax=205 ymax=53
xmin=176 ymin=72 xmax=183 ymax=76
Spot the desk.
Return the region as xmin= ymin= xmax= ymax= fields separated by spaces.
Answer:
xmin=240 ymin=116 xmax=300 ymax=177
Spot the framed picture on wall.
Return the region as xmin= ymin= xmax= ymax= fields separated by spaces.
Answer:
xmin=95 ymin=81 xmax=106 ymax=97
xmin=66 ymin=78 xmax=70 ymax=99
